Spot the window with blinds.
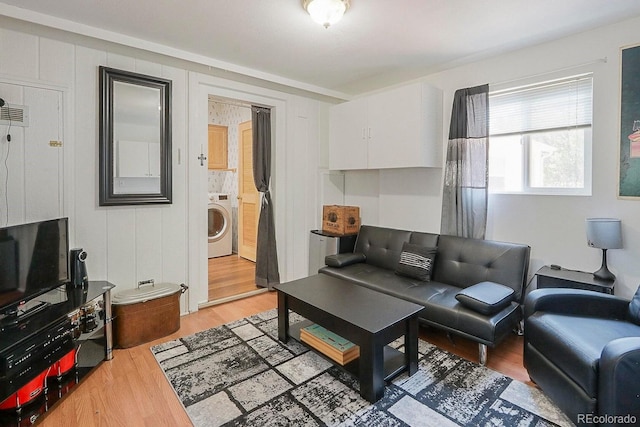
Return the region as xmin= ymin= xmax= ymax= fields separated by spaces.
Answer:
xmin=488 ymin=74 xmax=593 ymax=195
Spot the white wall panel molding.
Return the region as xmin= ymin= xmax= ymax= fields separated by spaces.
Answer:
xmin=0 ymin=74 xmax=67 ymax=92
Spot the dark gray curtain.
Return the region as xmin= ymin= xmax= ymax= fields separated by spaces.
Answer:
xmin=440 ymin=84 xmax=489 ymax=239
xmin=252 ymin=106 xmax=280 ymax=289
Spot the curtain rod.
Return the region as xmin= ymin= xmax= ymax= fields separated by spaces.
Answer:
xmin=490 ymin=57 xmax=607 ymax=89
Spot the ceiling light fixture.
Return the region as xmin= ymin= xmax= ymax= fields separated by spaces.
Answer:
xmin=303 ymin=0 xmax=350 ymax=29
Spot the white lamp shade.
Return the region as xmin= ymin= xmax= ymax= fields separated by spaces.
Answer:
xmin=586 ymin=218 xmax=622 ymax=249
xmin=304 ymin=0 xmax=349 ymax=28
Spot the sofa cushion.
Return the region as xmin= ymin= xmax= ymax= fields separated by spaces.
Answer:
xmin=422 ymin=289 xmax=520 ymax=344
xmin=455 ymin=281 xmax=514 ymax=315
xmin=319 ymin=263 xmax=446 ymax=307
xmin=354 ymin=225 xmax=412 ymax=270
xmin=395 ymin=242 xmax=437 ymax=281
xmin=432 ymin=235 xmax=530 ymax=301
xmin=628 ymin=285 xmax=640 ymax=325
xmin=409 ymin=231 xmax=439 ymax=248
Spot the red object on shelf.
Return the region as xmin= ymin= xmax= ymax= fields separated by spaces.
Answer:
xmin=48 ymin=348 xmax=78 ymax=378
xmin=0 ymin=368 xmax=49 ymax=410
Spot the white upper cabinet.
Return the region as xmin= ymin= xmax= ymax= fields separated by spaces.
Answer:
xmin=329 ymin=97 xmax=368 ymax=170
xmin=329 ymin=82 xmax=442 ymax=170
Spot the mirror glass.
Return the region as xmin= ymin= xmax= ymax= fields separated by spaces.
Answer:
xmin=99 ymin=67 xmax=172 ymax=205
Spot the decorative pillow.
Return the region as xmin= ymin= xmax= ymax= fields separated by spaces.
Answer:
xmin=455 ymin=281 xmax=515 ymax=315
xmin=628 ymin=285 xmax=640 ymax=326
xmin=395 ymin=242 xmax=437 ymax=281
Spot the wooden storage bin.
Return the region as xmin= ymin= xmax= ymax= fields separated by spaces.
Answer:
xmin=300 ymin=324 xmax=359 ymax=365
xmin=112 ymin=282 xmax=187 ymax=348
xmin=322 ymin=205 xmax=360 ymax=235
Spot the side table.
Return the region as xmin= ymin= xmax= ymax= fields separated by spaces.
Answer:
xmin=535 ymin=266 xmax=614 ymax=294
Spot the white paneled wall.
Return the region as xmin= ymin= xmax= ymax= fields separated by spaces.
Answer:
xmin=0 ymin=24 xmax=326 ymax=312
xmin=289 ymin=101 xmax=316 ymax=281
xmin=74 ymin=45 xmax=107 ymax=281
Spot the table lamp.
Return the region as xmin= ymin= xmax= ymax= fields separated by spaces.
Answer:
xmin=586 ymin=218 xmax=622 ymax=281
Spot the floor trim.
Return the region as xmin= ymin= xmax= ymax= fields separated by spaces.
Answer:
xmin=199 ymin=287 xmax=269 ymax=308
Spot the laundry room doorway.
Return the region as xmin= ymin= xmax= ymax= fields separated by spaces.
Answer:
xmin=206 ymin=97 xmax=262 ymax=304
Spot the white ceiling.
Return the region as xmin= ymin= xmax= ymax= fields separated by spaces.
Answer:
xmin=2 ymin=0 xmax=640 ymax=97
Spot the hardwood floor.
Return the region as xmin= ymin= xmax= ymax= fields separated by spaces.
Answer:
xmin=39 ymin=292 xmax=278 ymax=426
xmin=39 ymin=291 xmax=531 ymax=426
xmin=421 ymin=324 xmax=531 ymax=385
xmin=208 ymin=254 xmax=260 ymax=301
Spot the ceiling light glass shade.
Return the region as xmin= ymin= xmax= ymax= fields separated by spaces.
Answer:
xmin=303 ymin=0 xmax=350 ymax=28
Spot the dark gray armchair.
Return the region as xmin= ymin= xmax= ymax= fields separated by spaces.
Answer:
xmin=524 ymin=288 xmax=640 ymax=426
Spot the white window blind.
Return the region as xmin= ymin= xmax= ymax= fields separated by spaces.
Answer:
xmin=488 ymin=73 xmax=593 ymax=195
xmin=490 ymin=74 xmax=593 ymax=136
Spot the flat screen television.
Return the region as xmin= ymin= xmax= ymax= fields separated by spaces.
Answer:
xmin=0 ymin=217 xmax=69 ymax=316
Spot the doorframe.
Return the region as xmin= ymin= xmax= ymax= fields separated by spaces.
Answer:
xmin=187 ymin=72 xmax=288 ymax=312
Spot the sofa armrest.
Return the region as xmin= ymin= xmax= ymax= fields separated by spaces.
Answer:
xmin=524 ymin=288 xmax=629 ymax=320
xmin=324 ymin=252 xmax=366 ymax=268
xmin=599 ymin=337 xmax=640 ymax=420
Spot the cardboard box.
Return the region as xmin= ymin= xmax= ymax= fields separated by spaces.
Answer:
xmin=322 ymin=205 xmax=360 ymax=235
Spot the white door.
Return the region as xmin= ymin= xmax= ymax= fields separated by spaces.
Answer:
xmin=0 ymin=83 xmax=64 ymax=225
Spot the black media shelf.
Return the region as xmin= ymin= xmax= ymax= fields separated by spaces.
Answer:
xmin=0 ymin=282 xmax=114 ymax=427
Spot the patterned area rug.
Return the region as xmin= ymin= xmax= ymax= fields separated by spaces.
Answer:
xmin=151 ymin=309 xmax=573 ymax=427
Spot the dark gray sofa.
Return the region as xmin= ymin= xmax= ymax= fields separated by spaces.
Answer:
xmin=319 ymin=225 xmax=531 ymax=364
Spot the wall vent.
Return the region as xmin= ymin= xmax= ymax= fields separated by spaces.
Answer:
xmin=0 ymin=104 xmax=29 ymax=127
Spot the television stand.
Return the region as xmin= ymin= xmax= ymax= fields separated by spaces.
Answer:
xmin=0 ymin=281 xmax=115 ymax=425
xmin=0 ymin=302 xmax=52 ymax=329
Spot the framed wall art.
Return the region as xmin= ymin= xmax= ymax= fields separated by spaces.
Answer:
xmin=619 ymin=43 xmax=640 ymax=198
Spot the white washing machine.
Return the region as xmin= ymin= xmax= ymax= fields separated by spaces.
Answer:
xmin=208 ymin=193 xmax=233 ymax=258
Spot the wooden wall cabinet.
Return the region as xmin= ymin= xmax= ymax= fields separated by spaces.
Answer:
xmin=329 ymin=82 xmax=442 ymax=170
xmin=208 ymin=124 xmax=228 ymax=170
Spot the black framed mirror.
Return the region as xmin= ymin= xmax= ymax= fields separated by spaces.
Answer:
xmin=99 ymin=66 xmax=172 ymax=205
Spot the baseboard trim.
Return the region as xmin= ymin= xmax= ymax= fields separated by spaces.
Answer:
xmin=199 ymin=287 xmax=268 ymax=308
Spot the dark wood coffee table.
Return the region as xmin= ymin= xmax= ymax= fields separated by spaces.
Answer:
xmin=274 ymin=274 xmax=423 ymax=403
